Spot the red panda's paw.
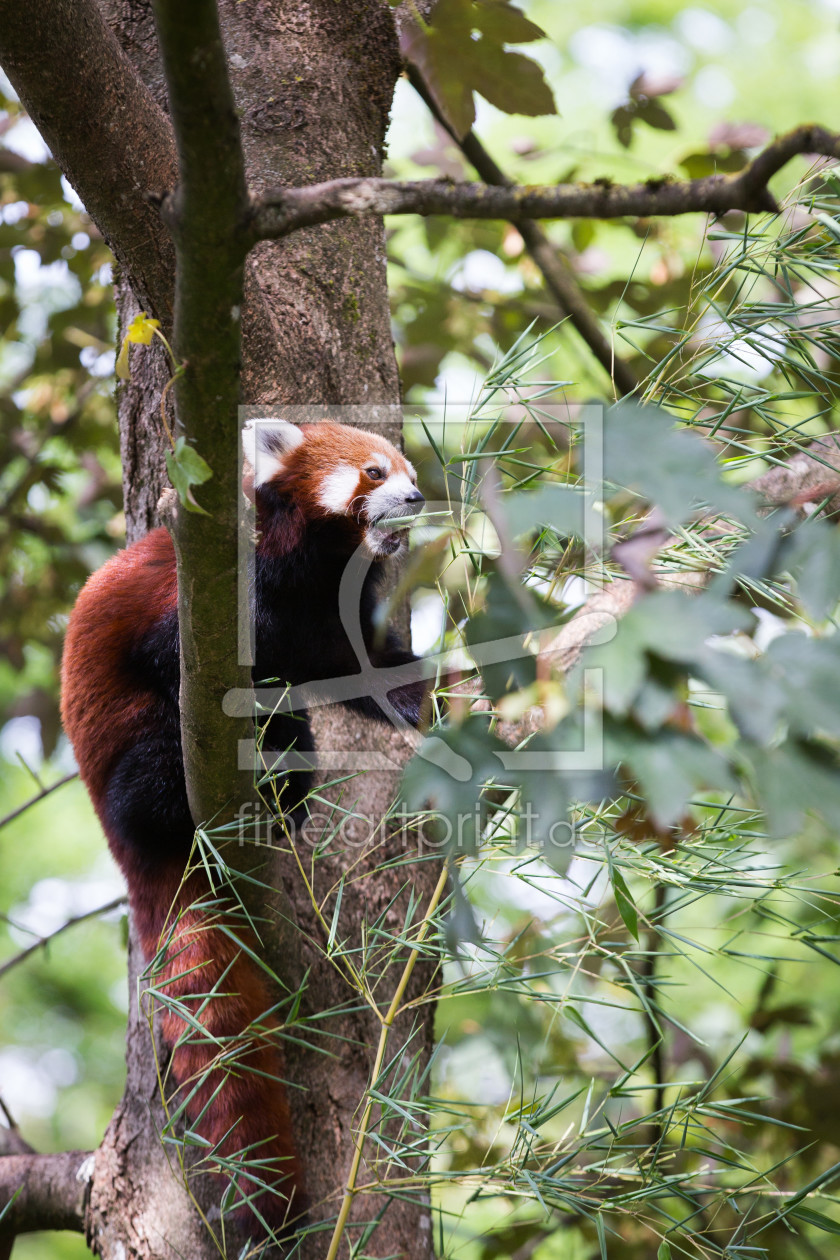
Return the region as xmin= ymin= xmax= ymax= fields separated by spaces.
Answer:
xmin=386 ymin=678 xmax=434 ymax=729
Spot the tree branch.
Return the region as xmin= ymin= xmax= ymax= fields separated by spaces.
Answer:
xmin=0 ymin=0 xmax=177 ymax=325
xmin=638 ymin=880 xmax=668 ymax=1145
xmin=749 ymin=431 xmax=840 ymax=512
xmin=0 ymin=1150 xmax=90 ymax=1236
xmin=0 ymin=774 xmax=76 ymax=833
xmin=0 ymin=897 xmax=125 ymax=981
xmin=0 ymin=150 xmax=34 ymax=175
xmin=151 ymin=0 xmax=254 ymax=828
xmin=252 ymin=124 xmax=840 ymax=239
xmin=405 ymin=65 xmax=638 ymax=398
xmin=0 ymin=1099 xmax=33 ymax=1157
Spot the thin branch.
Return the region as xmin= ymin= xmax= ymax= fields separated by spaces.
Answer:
xmin=0 ymin=150 xmax=34 ymax=175
xmin=749 ymin=430 xmax=840 ymax=512
xmin=638 ymin=880 xmax=668 ymax=1145
xmin=252 ymin=124 xmax=840 ymax=240
xmin=0 ymin=0 xmax=177 ymax=325
xmin=0 ymin=383 xmax=95 ymax=523
xmin=0 ymin=896 xmax=125 ymax=982
xmin=0 ymin=1099 xmax=33 ymax=1158
xmin=150 ymin=0 xmax=253 ymax=827
xmin=0 ymin=1103 xmax=36 ymax=1260
xmin=0 ymin=1150 xmax=90 ymax=1236
xmin=405 ymin=64 xmax=638 ymax=397
xmin=0 ymin=774 xmax=77 ymax=833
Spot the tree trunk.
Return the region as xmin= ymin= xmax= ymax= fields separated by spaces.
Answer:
xmin=89 ymin=3 xmax=437 ymax=1258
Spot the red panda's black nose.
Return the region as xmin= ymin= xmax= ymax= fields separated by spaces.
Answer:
xmin=404 ymin=489 xmax=424 ymax=505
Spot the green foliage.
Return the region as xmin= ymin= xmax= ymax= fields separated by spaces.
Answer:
xmin=391 ymin=191 xmax=840 ymax=1253
xmin=602 ymin=402 xmax=749 ymax=526
xmin=0 ymin=769 xmax=126 ymax=1148
xmin=5 ymin=3 xmax=840 ymax=1259
xmin=400 ymin=0 xmax=556 ymax=139
xmin=388 ymin=0 xmax=840 ymax=398
xmin=0 ymin=73 xmax=124 ymax=1260
xmin=0 ymin=82 xmax=120 ymax=758
xmin=165 ymin=436 xmax=214 ymax=515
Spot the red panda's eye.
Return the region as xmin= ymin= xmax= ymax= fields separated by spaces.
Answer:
xmin=366 ymin=467 xmax=384 ymax=480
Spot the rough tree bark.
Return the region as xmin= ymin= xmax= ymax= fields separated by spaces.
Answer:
xmin=0 ymin=3 xmax=437 ymax=1258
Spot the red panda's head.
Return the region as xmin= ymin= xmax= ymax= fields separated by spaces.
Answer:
xmin=243 ymin=419 xmax=424 ymax=558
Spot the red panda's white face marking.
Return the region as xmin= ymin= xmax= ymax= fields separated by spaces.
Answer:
xmin=242 ymin=418 xmax=305 ymax=488
xmin=317 ymin=465 xmax=363 ymax=516
xmin=243 ymin=419 xmax=423 ymax=557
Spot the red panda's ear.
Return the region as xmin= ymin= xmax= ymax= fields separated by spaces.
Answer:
xmin=242 ymin=419 xmax=305 ymax=489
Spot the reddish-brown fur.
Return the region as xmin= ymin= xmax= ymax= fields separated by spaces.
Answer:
xmin=61 ymin=529 xmax=304 ymax=1226
xmin=61 ymin=530 xmax=178 ymax=802
xmin=153 ymin=892 xmax=302 ymax=1224
xmin=279 ymin=421 xmax=415 ymax=517
xmin=61 ymin=420 xmax=424 ymax=1231
xmin=259 ymin=421 xmax=416 ymax=550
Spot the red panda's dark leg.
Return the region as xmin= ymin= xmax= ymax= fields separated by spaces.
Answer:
xmin=102 ymin=732 xmax=192 ymax=859
xmin=100 ymin=730 xmax=194 ymax=949
xmin=341 ymin=644 xmax=430 ymax=729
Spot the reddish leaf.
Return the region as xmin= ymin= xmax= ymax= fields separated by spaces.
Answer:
xmin=707 ymin=120 xmax=770 ymax=151
xmin=637 ymin=99 xmax=677 ymax=133
xmin=472 ymin=0 xmax=547 ymax=43
xmin=629 ymin=71 xmax=682 ymax=101
xmin=401 ymin=16 xmax=477 ymax=137
xmin=400 ymin=0 xmax=556 ymax=140
xmin=470 ymin=44 xmax=558 ymax=120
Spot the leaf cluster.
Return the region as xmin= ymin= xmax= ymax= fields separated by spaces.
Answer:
xmin=0 ymin=84 xmax=120 ymax=757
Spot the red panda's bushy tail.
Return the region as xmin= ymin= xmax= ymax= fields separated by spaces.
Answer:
xmin=137 ymin=877 xmax=306 ymax=1230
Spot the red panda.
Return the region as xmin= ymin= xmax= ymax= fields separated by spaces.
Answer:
xmin=60 ymin=419 xmax=427 ymax=1231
